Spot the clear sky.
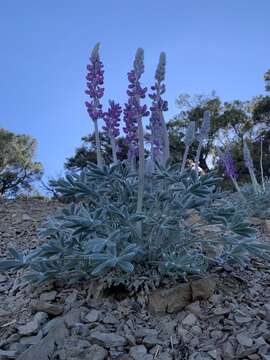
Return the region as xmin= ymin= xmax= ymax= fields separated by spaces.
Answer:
xmin=1 ymin=0 xmax=269 ymax=179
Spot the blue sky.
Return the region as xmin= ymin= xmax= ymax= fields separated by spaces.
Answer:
xmin=1 ymin=0 xmax=269 ymax=179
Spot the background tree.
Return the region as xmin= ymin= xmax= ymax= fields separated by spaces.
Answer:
xmin=0 ymin=128 xmax=43 ymax=197
xmin=65 ymin=132 xmax=129 ymax=171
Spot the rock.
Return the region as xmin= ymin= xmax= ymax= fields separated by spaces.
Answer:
xmin=208 ymin=350 xmax=219 ymax=359
xmin=40 ymin=290 xmax=57 ymax=302
xmin=84 ymin=309 xmax=101 ymax=322
xmin=89 ymin=331 xmax=127 ymax=347
xmin=182 ymin=313 xmax=198 ymax=327
xmin=191 ymin=276 xmax=216 ymax=301
xmin=22 ymin=214 xmax=31 ymax=221
xmin=158 ymin=352 xmax=172 ymax=360
xmin=234 ymin=314 xmax=252 ymax=324
xmin=135 ymin=328 xmax=159 ymax=338
xmin=0 ymin=274 xmax=7 ymax=283
xmin=129 ymin=345 xmax=147 ymax=359
xmin=62 ymin=337 xmax=91 ymax=357
xmin=71 ymin=322 xmax=90 ymax=337
xmin=16 ymin=318 xmax=68 ymax=360
xmin=263 ymin=304 xmax=270 ymax=320
xmin=86 ymin=344 xmax=108 ymax=360
xmin=64 ymin=307 xmax=82 ymax=328
xmin=20 ymin=332 xmax=43 ymax=345
xmin=31 ymin=300 xmax=64 ymax=316
xmin=102 ymin=313 xmax=118 ymax=324
xmin=213 ymin=306 xmax=231 ymax=316
xmin=17 ymin=312 xmax=48 ymax=336
xmin=264 ymin=219 xmax=270 ymax=234
xmin=236 ymin=334 xmax=253 ymax=347
xmin=249 ymin=217 xmax=264 ymax=226
xmin=143 ymin=337 xmax=163 ymax=349
xmin=148 ymin=283 xmax=192 ymax=314
xmin=0 ymin=350 xmax=17 ymax=359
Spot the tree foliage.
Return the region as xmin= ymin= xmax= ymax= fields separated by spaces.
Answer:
xmin=0 ymin=128 xmax=43 ymax=197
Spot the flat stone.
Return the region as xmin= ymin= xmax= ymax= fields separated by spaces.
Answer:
xmin=40 ymin=291 xmax=57 ymax=302
xmin=143 ymin=337 xmax=164 ymax=349
xmin=102 ymin=313 xmax=117 ymax=324
xmin=17 ymin=312 xmax=48 ymax=336
xmin=31 ymin=300 xmax=64 ymax=316
xmin=129 ymin=345 xmax=147 ymax=359
xmin=20 ymin=333 xmax=42 ymax=345
xmin=191 ymin=276 xmax=216 ymax=301
xmin=0 ymin=350 xmax=17 ymax=359
xmin=89 ymin=331 xmax=127 ymax=347
xmin=84 ymin=309 xmax=101 ymax=322
xmin=85 ymin=344 xmax=108 ymax=360
xmin=135 ymin=328 xmax=159 ymax=338
xmin=236 ymin=334 xmax=253 ymax=347
xmin=148 ymin=283 xmax=192 ymax=314
xmin=64 ymin=307 xmax=82 ymax=328
xmin=16 ymin=318 xmax=68 ymax=360
xmin=0 ymin=274 xmax=7 ymax=283
xmin=182 ymin=313 xmax=197 ymax=327
xmin=22 ymin=214 xmax=32 ymax=221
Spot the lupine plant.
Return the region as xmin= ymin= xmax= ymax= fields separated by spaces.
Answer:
xmin=195 ymin=111 xmax=211 ymax=175
xmin=217 ymin=146 xmax=243 ymax=197
xmin=149 ymin=52 xmax=169 ymax=168
xmin=85 ymin=43 xmax=104 ymax=167
xmin=0 ymin=46 xmax=269 ymax=286
xmin=103 ymin=100 xmax=122 ymax=164
xmin=123 ymin=48 xmax=149 ymax=236
xmin=181 ymin=121 xmax=195 ymax=174
xmin=243 ymin=140 xmax=261 ymax=195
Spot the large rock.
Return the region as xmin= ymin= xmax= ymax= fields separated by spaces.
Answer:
xmin=191 ymin=276 xmax=217 ymax=301
xmin=31 ymin=300 xmax=64 ymax=316
xmin=148 ymin=283 xmax=192 ymax=314
xmin=148 ymin=276 xmax=216 ymax=314
xmin=89 ymin=331 xmax=127 ymax=347
xmin=86 ymin=344 xmax=108 ymax=360
xmin=17 ymin=312 xmax=48 ymax=336
xmin=0 ymin=350 xmax=17 ymax=359
xmin=16 ymin=318 xmax=68 ymax=360
xmin=129 ymin=345 xmax=147 ymax=359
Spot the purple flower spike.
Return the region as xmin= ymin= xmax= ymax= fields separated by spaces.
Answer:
xmin=217 ymin=147 xmax=237 ymax=179
xmin=103 ymin=100 xmax=121 ymax=138
xmin=123 ymin=48 xmax=149 ymax=162
xmin=85 ymin=43 xmax=105 ymax=121
xmin=85 ymin=43 xmax=104 ymax=167
xmin=148 ymin=52 xmax=169 ymax=165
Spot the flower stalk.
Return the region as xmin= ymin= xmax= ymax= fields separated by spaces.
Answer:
xmin=195 ymin=111 xmax=211 ymax=175
xmin=243 ymin=140 xmax=261 ymax=195
xmin=85 ymin=43 xmax=104 ymax=168
xmin=181 ymin=121 xmax=195 ymax=174
xmin=149 ymin=52 xmax=169 ymax=167
xmin=103 ymin=100 xmax=121 ymax=164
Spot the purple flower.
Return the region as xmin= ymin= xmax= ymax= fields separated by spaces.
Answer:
xmin=103 ymin=100 xmax=121 ymax=138
xmin=148 ymin=52 xmax=168 ymax=162
xmin=218 ymin=147 xmax=237 ymax=179
xmin=123 ymin=48 xmax=149 ymax=160
xmin=85 ymin=43 xmax=104 ymax=121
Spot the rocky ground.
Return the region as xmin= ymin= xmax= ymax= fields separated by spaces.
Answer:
xmin=1 ymin=199 xmax=270 ymax=359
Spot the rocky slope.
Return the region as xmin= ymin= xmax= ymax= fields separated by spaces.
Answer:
xmin=0 ymin=199 xmax=270 ymax=360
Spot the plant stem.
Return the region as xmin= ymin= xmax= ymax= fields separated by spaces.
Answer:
xmin=260 ymin=138 xmax=265 ymax=192
xmin=160 ymin=113 xmax=170 ymax=165
xmin=93 ymin=119 xmax=103 ymax=168
xmin=195 ymin=142 xmax=202 ymax=175
xmin=110 ymin=135 xmax=117 ymax=164
xmin=136 ymin=116 xmax=145 ymax=237
xmin=180 ymin=145 xmax=190 ymax=174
